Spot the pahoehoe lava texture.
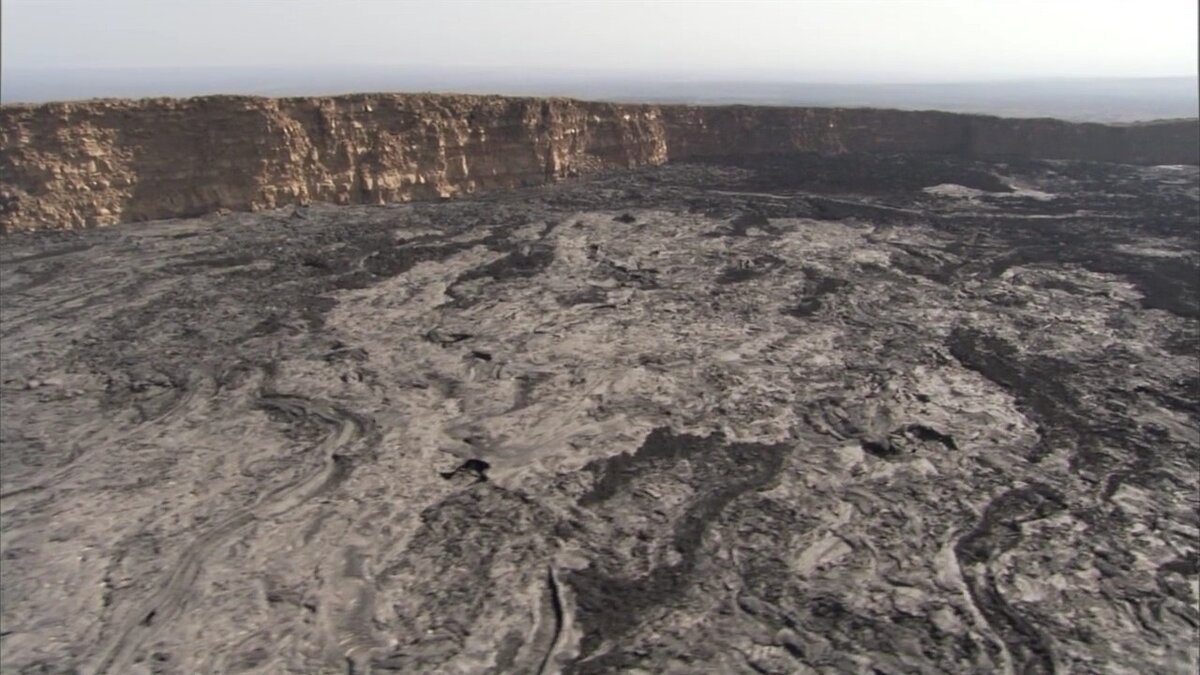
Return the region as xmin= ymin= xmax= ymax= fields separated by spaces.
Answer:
xmin=568 ymin=428 xmax=788 ymax=673
xmin=1 ymin=154 xmax=1198 ymax=674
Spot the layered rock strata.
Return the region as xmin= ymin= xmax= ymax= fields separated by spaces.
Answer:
xmin=1 ymin=93 xmax=1196 ymax=230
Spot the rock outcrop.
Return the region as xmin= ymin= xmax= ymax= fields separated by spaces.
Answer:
xmin=661 ymin=106 xmax=1199 ymax=164
xmin=1 ymin=93 xmax=1196 ymax=231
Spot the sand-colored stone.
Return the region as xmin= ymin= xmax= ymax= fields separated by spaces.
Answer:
xmin=2 ymin=94 xmax=1196 ymax=231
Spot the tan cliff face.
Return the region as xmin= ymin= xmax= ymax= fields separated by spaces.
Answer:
xmin=0 ymin=95 xmax=669 ymax=230
xmin=1 ymin=93 xmax=1196 ymax=231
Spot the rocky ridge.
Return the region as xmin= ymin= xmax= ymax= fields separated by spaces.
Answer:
xmin=1 ymin=94 xmax=1197 ymax=231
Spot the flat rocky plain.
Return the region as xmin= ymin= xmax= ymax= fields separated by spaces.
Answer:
xmin=1 ymin=154 xmax=1197 ymax=674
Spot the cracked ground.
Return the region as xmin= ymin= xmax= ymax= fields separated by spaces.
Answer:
xmin=1 ymin=155 xmax=1198 ymax=674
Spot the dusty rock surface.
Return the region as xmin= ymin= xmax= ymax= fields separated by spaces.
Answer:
xmin=1 ymin=154 xmax=1198 ymax=674
xmin=2 ymin=94 xmax=1197 ymax=231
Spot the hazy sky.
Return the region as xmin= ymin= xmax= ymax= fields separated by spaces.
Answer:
xmin=2 ymin=0 xmax=1197 ymax=82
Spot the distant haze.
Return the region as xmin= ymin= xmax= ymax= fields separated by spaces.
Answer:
xmin=2 ymin=0 xmax=1197 ymax=121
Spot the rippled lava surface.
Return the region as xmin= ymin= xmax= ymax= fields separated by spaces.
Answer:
xmin=2 ymin=155 xmax=1197 ymax=674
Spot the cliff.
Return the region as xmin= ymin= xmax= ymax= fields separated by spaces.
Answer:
xmin=1 ymin=93 xmax=1196 ymax=231
xmin=661 ymin=107 xmax=1199 ymax=164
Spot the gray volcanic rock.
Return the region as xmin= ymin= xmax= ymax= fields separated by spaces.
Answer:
xmin=0 ymin=154 xmax=1197 ymax=674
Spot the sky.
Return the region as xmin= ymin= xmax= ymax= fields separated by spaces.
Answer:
xmin=2 ymin=0 xmax=1197 ymax=83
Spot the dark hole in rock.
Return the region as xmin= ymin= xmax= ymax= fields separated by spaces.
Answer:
xmin=440 ymin=459 xmax=491 ymax=483
xmin=860 ymin=438 xmax=899 ymax=458
xmin=903 ymin=423 xmax=958 ymax=450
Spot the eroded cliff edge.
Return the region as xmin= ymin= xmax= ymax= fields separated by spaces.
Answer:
xmin=1 ymin=93 xmax=1197 ymax=230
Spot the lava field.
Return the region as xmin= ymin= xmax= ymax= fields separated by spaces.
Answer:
xmin=1 ymin=154 xmax=1198 ymax=674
